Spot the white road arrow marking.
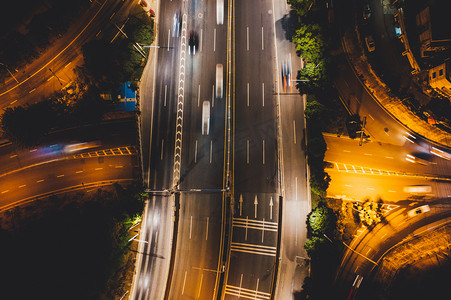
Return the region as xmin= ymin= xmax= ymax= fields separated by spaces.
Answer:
xmin=269 ymin=197 xmax=273 ymax=220
xmin=254 ymin=195 xmax=258 ymax=218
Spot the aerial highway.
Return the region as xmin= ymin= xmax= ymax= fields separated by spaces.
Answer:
xmin=132 ymin=0 xmax=228 ymax=298
xmin=222 ymin=0 xmax=282 ymax=299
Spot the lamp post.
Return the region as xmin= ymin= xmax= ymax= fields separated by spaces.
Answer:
xmin=49 ymin=68 xmax=63 ymax=86
xmin=0 ymin=62 xmax=19 ymax=83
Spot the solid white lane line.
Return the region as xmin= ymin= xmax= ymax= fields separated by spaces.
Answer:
xmin=161 ymin=139 xmax=164 ymax=160
xmin=168 ymin=29 xmax=170 ymax=51
xmin=262 ymin=83 xmax=265 ymax=107
xmin=190 ymin=216 xmax=193 ymax=239
xmin=296 ymin=177 xmax=298 ymax=201
xmin=239 ymin=274 xmax=243 ymax=297
xmin=182 ymin=271 xmax=187 ymax=295
xmin=256 ymin=278 xmax=260 ymax=296
xmin=293 ymin=120 xmax=296 ymax=144
xmin=197 ymin=273 xmax=203 ymax=298
xmin=262 ymin=140 xmax=265 ymax=165
xmin=194 ymin=140 xmax=197 ymax=162
xmin=206 ymin=217 xmax=209 ymax=240
xmin=247 ymin=83 xmax=249 ymax=106
xmin=198 ymin=84 xmax=201 ymax=107
xmin=261 ymin=27 xmax=264 ymax=50
xmin=164 ymin=85 xmax=167 ymax=107
xmin=200 ymin=28 xmax=203 ymax=52
xmin=195 ymin=140 xmax=198 ymax=163
xmin=247 ymin=140 xmax=250 ymax=164
xmin=212 ymin=85 xmax=215 ymax=107
xmin=247 ymin=26 xmax=249 ymax=51
xmin=245 ymin=216 xmax=248 ymax=241
xmin=210 ymin=140 xmax=213 ymax=164
xmin=213 ymin=28 xmax=216 ymax=52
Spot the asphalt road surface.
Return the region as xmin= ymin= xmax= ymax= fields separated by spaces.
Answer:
xmin=223 ymin=0 xmax=281 ymax=299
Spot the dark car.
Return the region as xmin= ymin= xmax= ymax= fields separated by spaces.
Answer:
xmin=363 ymin=2 xmax=371 ymax=20
xmin=188 ymin=30 xmax=198 ymax=55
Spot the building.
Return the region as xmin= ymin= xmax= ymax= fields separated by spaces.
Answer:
xmin=415 ymin=0 xmax=451 ymax=59
xmin=429 ymin=60 xmax=451 ymax=98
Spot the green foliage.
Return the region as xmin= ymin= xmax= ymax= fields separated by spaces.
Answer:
xmin=308 ymin=205 xmax=336 ymax=236
xmin=0 ymin=183 xmax=144 ymax=299
xmin=287 ymin=0 xmax=315 ymax=18
xmin=355 ymin=199 xmax=383 ymax=227
xmin=307 ymin=136 xmax=327 ymax=161
xmin=304 ymin=236 xmax=326 ymax=256
xmin=305 ymin=99 xmax=326 ymax=122
xmin=81 ymin=13 xmax=153 ymax=91
xmin=0 ymin=88 xmax=112 ymax=148
xmin=309 ymin=170 xmax=331 ymax=197
xmin=126 ymin=15 xmax=154 ymax=45
xmin=293 ymin=24 xmax=325 ymax=63
xmin=0 ymin=101 xmax=60 ymax=147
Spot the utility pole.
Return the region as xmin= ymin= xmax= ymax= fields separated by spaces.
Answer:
xmin=0 ymin=62 xmax=19 ymax=83
xmin=358 ymin=116 xmax=367 ymax=146
xmin=49 ymin=68 xmax=63 ymax=86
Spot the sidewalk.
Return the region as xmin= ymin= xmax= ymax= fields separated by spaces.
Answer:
xmin=341 ymin=20 xmax=451 ymax=148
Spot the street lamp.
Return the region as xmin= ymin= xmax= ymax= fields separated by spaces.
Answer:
xmin=49 ymin=68 xmax=63 ymax=86
xmin=0 ymin=62 xmax=19 ymax=83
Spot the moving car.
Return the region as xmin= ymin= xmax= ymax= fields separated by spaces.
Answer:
xmin=403 ymin=185 xmax=432 ymax=194
xmin=172 ymin=11 xmax=181 ymax=37
xmin=363 ymin=2 xmax=371 ymax=20
xmin=405 ymin=153 xmax=431 ymax=165
xmin=282 ymin=60 xmax=292 ymax=93
xmin=430 ymin=146 xmax=451 ymax=160
xmin=202 ymin=101 xmax=210 ymax=135
xmin=216 ymin=64 xmax=223 ymax=98
xmin=189 ymin=30 xmax=198 ymax=55
xmin=347 ymin=275 xmax=363 ymax=300
xmin=217 ymin=0 xmax=224 ymax=25
xmin=63 ymin=141 xmax=101 ymax=153
xmin=365 ymin=35 xmax=375 ymax=52
xmin=407 ymin=205 xmax=430 ymax=218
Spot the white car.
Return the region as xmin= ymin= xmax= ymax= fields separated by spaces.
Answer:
xmin=202 ymin=101 xmax=210 ymax=135
xmin=172 ymin=11 xmax=181 ymax=37
xmin=216 ymin=64 xmax=223 ymax=99
xmin=407 ymin=205 xmax=430 ymax=218
xmin=403 ymin=185 xmax=432 ymax=194
xmin=217 ymin=0 xmax=224 ymax=25
xmin=431 ymin=147 xmax=451 ymax=160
